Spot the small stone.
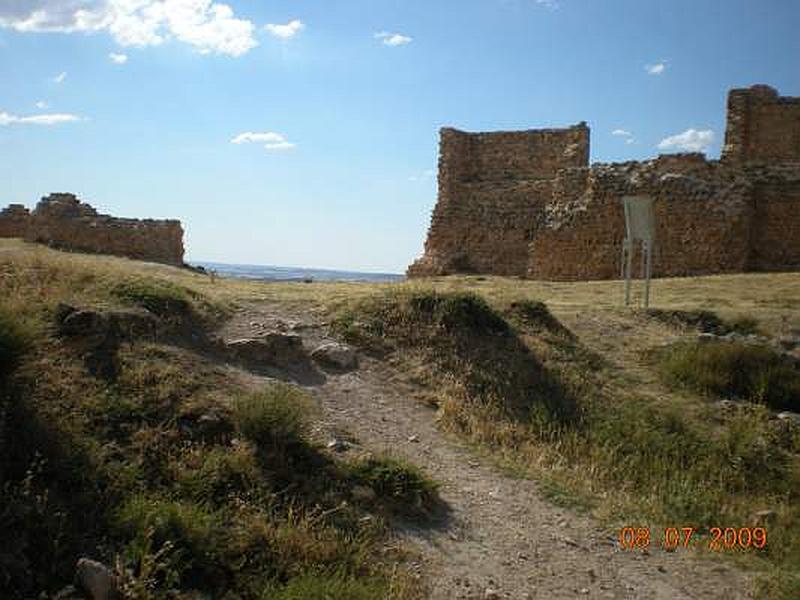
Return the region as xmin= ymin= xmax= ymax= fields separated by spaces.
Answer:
xmin=53 ymin=585 xmax=80 ymax=600
xmin=310 ymin=342 xmax=358 ymax=370
xmin=484 ymin=588 xmax=500 ymax=600
xmin=777 ymin=335 xmax=800 ymax=350
xmin=563 ymin=537 xmax=579 ymax=547
xmin=579 ymin=588 xmax=590 ymax=595
xmin=408 ymin=434 xmax=420 ymax=443
xmin=753 ymin=509 xmax=777 ymax=524
xmin=716 ymin=399 xmax=736 ymax=411
xmin=226 ymin=333 xmax=306 ymax=369
xmin=776 ymin=412 xmax=800 ymax=426
xmin=327 ymin=438 xmax=350 ymax=452
xmin=76 ymin=558 xmax=117 ymax=600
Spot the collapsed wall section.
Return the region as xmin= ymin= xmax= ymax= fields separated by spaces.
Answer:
xmin=0 ymin=193 xmax=185 ymax=266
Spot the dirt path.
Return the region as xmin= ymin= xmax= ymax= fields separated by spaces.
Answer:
xmin=223 ymin=303 xmax=752 ymax=600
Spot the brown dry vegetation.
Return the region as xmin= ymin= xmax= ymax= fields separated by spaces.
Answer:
xmin=0 ymin=239 xmax=428 ymax=599
xmin=1 ymin=238 xmax=799 ymax=598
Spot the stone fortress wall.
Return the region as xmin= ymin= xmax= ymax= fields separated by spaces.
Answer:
xmin=0 ymin=193 xmax=184 ymax=266
xmin=407 ymin=85 xmax=800 ymax=281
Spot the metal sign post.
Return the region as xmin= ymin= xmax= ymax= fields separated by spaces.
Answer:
xmin=621 ymin=196 xmax=656 ymax=308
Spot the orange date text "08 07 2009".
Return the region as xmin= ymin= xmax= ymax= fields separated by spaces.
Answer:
xmin=618 ymin=527 xmax=767 ymax=551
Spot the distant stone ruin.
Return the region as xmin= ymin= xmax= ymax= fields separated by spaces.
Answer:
xmin=0 ymin=193 xmax=184 ymax=266
xmin=408 ymin=84 xmax=800 ymax=280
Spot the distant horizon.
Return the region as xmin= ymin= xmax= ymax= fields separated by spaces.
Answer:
xmin=190 ymin=258 xmax=403 ymax=276
xmin=2 ymin=0 xmax=798 ymax=271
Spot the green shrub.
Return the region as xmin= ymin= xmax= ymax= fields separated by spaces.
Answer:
xmin=0 ymin=305 xmax=32 ymax=381
xmin=658 ymin=341 xmax=800 ymax=411
xmin=406 ymin=290 xmax=508 ymax=335
xmin=232 ymin=384 xmax=313 ymax=456
xmin=261 ymin=573 xmax=387 ymax=600
xmin=174 ymin=445 xmax=261 ymax=506
xmin=112 ymin=278 xmax=194 ymax=317
xmin=726 ymin=315 xmax=760 ymax=335
xmin=350 ymin=456 xmax=438 ymax=510
xmin=582 ymin=399 xmax=797 ymax=522
xmin=115 ymin=496 xmax=220 ymax=586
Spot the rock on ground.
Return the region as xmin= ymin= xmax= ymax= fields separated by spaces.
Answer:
xmin=225 ymin=333 xmax=306 ymax=369
xmin=76 ymin=558 xmax=117 ymax=600
xmin=310 ymin=342 xmax=358 ymax=370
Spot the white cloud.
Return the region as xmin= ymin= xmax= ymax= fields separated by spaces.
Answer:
xmin=232 ymin=131 xmax=285 ymax=144
xmin=53 ymin=71 xmax=67 ymax=83
xmin=108 ymin=51 xmax=128 ymax=63
xmin=0 ymin=1 xmax=258 ymax=57
xmin=612 ymin=128 xmax=636 ymax=144
xmin=264 ymin=19 xmax=304 ymax=39
xmin=35 ymin=100 xmax=48 ymax=109
xmin=0 ymin=110 xmax=82 ymax=125
xmin=409 ymin=169 xmax=435 ymax=182
xmin=375 ymin=31 xmax=412 ymax=46
xmin=264 ymin=141 xmax=295 ymax=151
xmin=645 ymin=62 xmax=666 ymax=75
xmin=232 ymin=131 xmax=295 ymax=151
xmin=657 ymin=128 xmax=714 ymax=153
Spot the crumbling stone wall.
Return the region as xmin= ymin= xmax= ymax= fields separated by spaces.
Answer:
xmin=722 ymin=85 xmax=800 ymax=165
xmin=0 ymin=204 xmax=31 ymax=238
xmin=747 ymin=166 xmax=800 ymax=271
xmin=0 ymin=193 xmax=185 ymax=266
xmin=409 ymin=85 xmax=800 ymax=281
xmin=527 ymin=156 xmax=757 ymax=280
xmin=407 ymin=124 xmax=589 ymax=277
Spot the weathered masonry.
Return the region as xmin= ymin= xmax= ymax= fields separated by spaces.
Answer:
xmin=407 ymin=84 xmax=800 ymax=280
xmin=0 ymin=193 xmax=185 ymax=266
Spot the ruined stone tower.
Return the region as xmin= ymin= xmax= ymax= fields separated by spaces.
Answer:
xmin=408 ymin=85 xmax=800 ymax=281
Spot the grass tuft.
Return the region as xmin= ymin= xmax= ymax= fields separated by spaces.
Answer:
xmin=231 ymin=383 xmax=314 ymax=457
xmin=350 ymin=455 xmax=439 ymax=513
xmin=647 ymin=308 xmax=760 ymax=335
xmin=111 ymin=278 xmax=196 ymax=320
xmin=658 ymin=341 xmax=800 ymax=411
xmin=261 ymin=572 xmax=388 ymax=600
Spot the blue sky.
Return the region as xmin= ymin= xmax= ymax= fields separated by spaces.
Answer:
xmin=1 ymin=0 xmax=798 ymax=272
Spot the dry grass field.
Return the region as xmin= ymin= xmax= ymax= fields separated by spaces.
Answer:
xmin=1 ymin=238 xmax=799 ymax=599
